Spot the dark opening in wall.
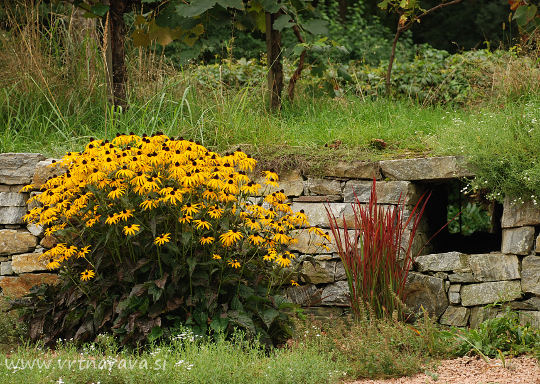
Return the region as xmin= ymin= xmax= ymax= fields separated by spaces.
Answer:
xmin=419 ymin=180 xmax=502 ymax=254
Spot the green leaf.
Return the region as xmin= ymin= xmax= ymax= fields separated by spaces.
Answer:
xmin=187 ymin=257 xmax=197 ymax=277
xmin=513 ymin=5 xmax=537 ymax=27
xmin=89 ymin=4 xmax=109 ymax=17
xmin=301 ymin=19 xmax=328 ymax=35
xmin=273 ymin=14 xmax=294 ymax=31
xmin=176 ymin=0 xmax=218 ymax=18
xmin=148 ymin=326 xmax=163 ymax=342
xmin=260 ymin=308 xmax=279 ymax=328
xmin=378 ymin=0 xmax=391 ymax=10
xmin=228 ymin=310 xmax=256 ymax=334
xmin=216 ymin=0 xmax=244 ymax=10
xmin=260 ymin=0 xmax=280 ymax=13
xmin=210 ymin=317 xmax=229 ymax=333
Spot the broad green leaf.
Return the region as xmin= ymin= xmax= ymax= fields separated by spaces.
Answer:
xmin=513 ymin=5 xmax=537 ymax=26
xmin=301 ymin=19 xmax=328 ymax=35
xmin=210 ymin=317 xmax=229 ymax=333
xmin=378 ymin=0 xmax=391 ymax=10
xmin=273 ymin=14 xmax=294 ymax=31
xmin=260 ymin=308 xmax=279 ymax=328
xmin=216 ymin=0 xmax=244 ymax=10
xmin=176 ymin=0 xmax=218 ymax=18
xmin=148 ymin=326 xmax=163 ymax=342
xmin=90 ymin=4 xmax=109 ymax=17
xmin=187 ymin=256 xmax=197 ymax=277
xmin=260 ymin=0 xmax=280 ymax=13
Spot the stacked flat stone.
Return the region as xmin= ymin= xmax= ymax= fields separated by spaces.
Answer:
xmin=0 ymin=153 xmax=59 ymax=297
xmin=0 ymin=153 xmax=538 ymax=329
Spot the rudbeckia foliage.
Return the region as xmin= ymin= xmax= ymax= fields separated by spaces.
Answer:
xmin=16 ymin=133 xmax=329 ymax=347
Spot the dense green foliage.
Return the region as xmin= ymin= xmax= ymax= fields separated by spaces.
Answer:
xmin=453 ymin=305 xmax=540 ymax=359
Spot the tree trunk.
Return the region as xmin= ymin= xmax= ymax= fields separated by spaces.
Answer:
xmin=265 ymin=12 xmax=283 ymax=111
xmin=109 ymin=0 xmax=128 ymax=111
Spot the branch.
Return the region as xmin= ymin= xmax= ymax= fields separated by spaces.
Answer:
xmin=400 ymin=0 xmax=464 ymax=32
xmin=288 ymin=24 xmax=306 ymax=100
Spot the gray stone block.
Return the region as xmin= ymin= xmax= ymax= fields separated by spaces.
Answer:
xmin=379 ymin=156 xmax=473 ymax=181
xmin=469 ymin=253 xmax=520 ymax=281
xmin=0 ymin=192 xmax=26 ymax=207
xmin=501 ymin=197 xmax=540 ymax=228
xmin=0 ymin=206 xmax=26 ymax=224
xmin=324 ymin=161 xmax=381 ymax=179
xmin=0 ymin=153 xmax=45 ymax=185
xmin=404 ymin=272 xmax=448 ymax=319
xmin=415 ymin=252 xmax=469 ymax=272
xmin=460 ymin=281 xmax=522 ymax=307
xmin=440 ymin=306 xmax=470 ymax=327
xmin=501 ymin=227 xmax=535 ymax=255
xmin=0 ymin=261 xmax=12 ymax=275
xmin=300 ymin=259 xmax=337 ymax=284
xmin=291 ymin=202 xmax=346 ymax=228
xmin=521 ymin=255 xmax=540 ymax=295
xmin=321 ymin=281 xmax=349 ymax=306
xmin=286 ymin=284 xmax=321 ymax=306
xmin=305 ymin=178 xmax=342 ymax=196
xmin=343 ymin=180 xmax=422 ymax=205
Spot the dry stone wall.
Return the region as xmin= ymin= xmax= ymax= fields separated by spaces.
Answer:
xmin=0 ymin=153 xmax=538 ymax=329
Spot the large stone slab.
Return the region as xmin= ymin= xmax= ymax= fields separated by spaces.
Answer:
xmin=321 ymin=280 xmax=349 ymax=306
xmin=31 ymin=158 xmax=64 ymax=189
xmin=460 ymin=281 xmax=522 ymax=307
xmin=286 ymin=284 xmax=322 ymax=306
xmin=469 ymin=253 xmax=520 ymax=281
xmin=501 ymin=197 xmax=540 ymax=228
xmin=343 ymin=180 xmax=422 ymax=205
xmin=305 ymin=178 xmax=342 ymax=196
xmin=324 ymin=161 xmax=380 ymax=179
xmin=300 ymin=259 xmax=337 ymax=284
xmin=0 ymin=230 xmax=37 ymax=255
xmin=469 ymin=306 xmax=500 ymax=328
xmin=289 ymin=230 xmax=336 ymax=254
xmin=0 ymin=192 xmax=26 ymax=207
xmin=253 ymin=169 xmax=304 ymax=197
xmin=501 ymin=227 xmax=535 ymax=255
xmin=448 ymin=272 xmax=477 ymax=283
xmin=404 ymin=272 xmax=448 ymax=319
xmin=0 ymin=273 xmax=59 ymax=297
xmin=414 ymin=252 xmax=469 ymax=272
xmin=11 ymin=252 xmax=48 ymax=274
xmin=0 ymin=153 xmax=45 ymax=185
xmin=379 ymin=156 xmax=472 ymax=181
xmin=521 ymin=255 xmax=540 ymax=295
xmin=291 ymin=202 xmax=346 ymax=228
xmin=0 ymin=206 xmax=26 ymax=224
xmin=440 ymin=306 xmax=470 ymax=327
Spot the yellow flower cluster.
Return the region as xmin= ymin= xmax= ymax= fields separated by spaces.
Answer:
xmin=22 ymin=133 xmax=329 ymax=281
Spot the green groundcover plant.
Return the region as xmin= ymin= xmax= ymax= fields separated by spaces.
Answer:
xmin=13 ymin=133 xmax=329 ymax=347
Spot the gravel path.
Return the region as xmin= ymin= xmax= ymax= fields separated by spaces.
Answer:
xmin=348 ymin=356 xmax=539 ymax=384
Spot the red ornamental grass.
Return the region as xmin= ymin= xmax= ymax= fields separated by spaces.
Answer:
xmin=325 ymin=178 xmax=430 ymax=320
